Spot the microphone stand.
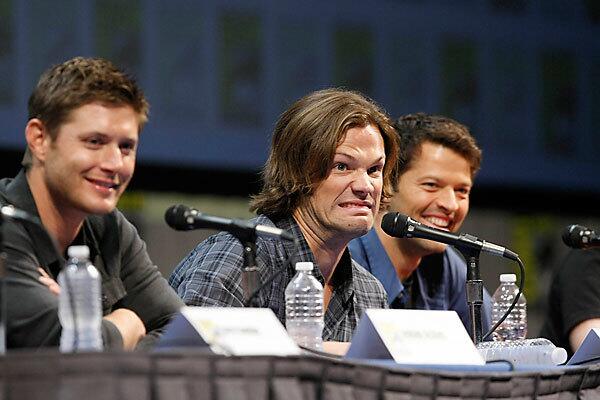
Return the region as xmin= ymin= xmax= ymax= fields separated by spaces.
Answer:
xmin=241 ymin=239 xmax=259 ymax=307
xmin=232 ymin=224 xmax=297 ymax=308
xmin=457 ymin=246 xmax=483 ymax=345
xmin=229 ymin=228 xmax=260 ymax=308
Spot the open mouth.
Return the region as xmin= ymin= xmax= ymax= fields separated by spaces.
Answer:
xmin=87 ymin=178 xmax=120 ymax=191
xmin=422 ymin=216 xmax=451 ymax=231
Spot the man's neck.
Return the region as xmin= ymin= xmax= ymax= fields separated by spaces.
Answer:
xmin=375 ymin=222 xmax=422 ymax=281
xmin=26 ymin=169 xmax=84 ymax=254
xmin=292 ymin=212 xmax=348 ymax=283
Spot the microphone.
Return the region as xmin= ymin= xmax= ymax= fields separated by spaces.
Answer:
xmin=0 ymin=205 xmax=38 ymax=223
xmin=562 ymin=225 xmax=600 ymax=249
xmin=0 ymin=204 xmax=60 ymax=258
xmin=381 ymin=212 xmax=519 ymax=261
xmin=164 ymin=204 xmax=295 ymax=242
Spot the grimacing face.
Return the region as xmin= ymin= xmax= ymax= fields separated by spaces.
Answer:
xmin=39 ymin=102 xmax=139 ymax=218
xmin=294 ymin=124 xmax=386 ymax=242
xmin=388 ymin=141 xmax=472 ymax=256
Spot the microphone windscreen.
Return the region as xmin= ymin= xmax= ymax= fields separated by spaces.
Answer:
xmin=164 ymin=204 xmax=190 ymax=230
xmin=562 ymin=225 xmax=585 ymax=249
xmin=381 ymin=212 xmax=409 ymax=238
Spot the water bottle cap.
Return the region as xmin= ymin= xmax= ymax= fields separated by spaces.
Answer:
xmin=552 ymin=346 xmax=568 ymax=365
xmin=67 ymin=245 xmax=90 ymax=259
xmin=295 ymin=262 xmax=313 ymax=271
xmin=500 ymin=273 xmax=516 ymax=283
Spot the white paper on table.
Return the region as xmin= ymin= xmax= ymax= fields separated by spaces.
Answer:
xmin=157 ymin=306 xmax=301 ymax=356
xmin=345 ymin=309 xmax=485 ymax=365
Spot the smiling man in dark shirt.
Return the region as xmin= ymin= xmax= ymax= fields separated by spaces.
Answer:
xmin=0 ymin=57 xmax=183 ymax=350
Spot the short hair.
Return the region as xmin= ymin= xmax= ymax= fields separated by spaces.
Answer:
xmin=250 ymin=88 xmax=400 ymax=219
xmin=394 ymin=113 xmax=482 ymax=177
xmin=23 ymin=57 xmax=149 ymax=168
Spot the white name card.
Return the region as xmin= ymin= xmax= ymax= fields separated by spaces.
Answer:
xmin=157 ymin=307 xmax=301 ymax=356
xmin=345 ymin=309 xmax=485 ymax=365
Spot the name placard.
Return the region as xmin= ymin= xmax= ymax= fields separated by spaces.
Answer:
xmin=157 ymin=307 xmax=300 ymax=356
xmin=568 ymin=328 xmax=600 ymax=365
xmin=345 ymin=309 xmax=484 ymax=365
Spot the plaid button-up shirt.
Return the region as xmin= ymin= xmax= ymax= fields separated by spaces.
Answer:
xmin=169 ymin=215 xmax=387 ymax=341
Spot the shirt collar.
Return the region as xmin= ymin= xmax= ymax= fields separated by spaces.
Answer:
xmin=274 ymin=216 xmax=316 ymax=265
xmin=1 ymin=170 xmax=61 ymax=271
xmin=274 ymin=216 xmax=355 ymax=286
xmin=2 ymin=169 xmax=40 ymax=218
xmin=273 ymin=215 xmax=356 ymax=338
xmin=1 ymin=169 xmax=102 ymax=277
xmin=358 ymin=228 xmax=404 ymax=304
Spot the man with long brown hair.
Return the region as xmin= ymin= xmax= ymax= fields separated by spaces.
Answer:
xmin=170 ymin=88 xmax=399 ymax=341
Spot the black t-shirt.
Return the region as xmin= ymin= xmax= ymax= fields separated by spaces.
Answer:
xmin=0 ymin=169 xmax=184 ymax=349
xmin=540 ymin=248 xmax=600 ymax=355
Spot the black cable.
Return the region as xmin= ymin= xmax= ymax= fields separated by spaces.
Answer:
xmin=481 ymin=256 xmax=526 ymax=341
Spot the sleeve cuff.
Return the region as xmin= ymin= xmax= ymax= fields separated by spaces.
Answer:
xmin=101 ymin=319 xmax=124 ymax=350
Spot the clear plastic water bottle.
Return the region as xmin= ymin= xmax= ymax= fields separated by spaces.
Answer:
xmin=285 ymin=262 xmax=324 ymax=351
xmin=58 ymin=245 xmax=103 ymax=352
xmin=491 ymin=273 xmax=527 ymax=341
xmin=477 ymin=338 xmax=567 ymax=366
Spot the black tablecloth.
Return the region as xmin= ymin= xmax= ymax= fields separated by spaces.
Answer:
xmin=1 ymin=350 xmax=599 ymax=399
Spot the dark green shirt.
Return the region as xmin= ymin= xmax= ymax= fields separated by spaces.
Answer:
xmin=0 ymin=170 xmax=184 ymax=350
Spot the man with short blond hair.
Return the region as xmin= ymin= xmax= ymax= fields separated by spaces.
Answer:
xmin=1 ymin=57 xmax=183 ymax=350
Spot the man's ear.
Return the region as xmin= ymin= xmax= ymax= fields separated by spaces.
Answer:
xmin=25 ymin=118 xmax=51 ymax=164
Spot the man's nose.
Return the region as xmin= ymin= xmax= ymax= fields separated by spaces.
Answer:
xmin=436 ymin=187 xmax=459 ymax=212
xmin=100 ymin=144 xmax=124 ymax=172
xmin=351 ymin=171 xmax=374 ymax=196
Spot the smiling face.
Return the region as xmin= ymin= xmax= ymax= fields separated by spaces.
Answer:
xmin=38 ymin=102 xmax=139 ymax=219
xmin=389 ymin=141 xmax=472 ymax=256
xmin=294 ymin=124 xmax=386 ymax=243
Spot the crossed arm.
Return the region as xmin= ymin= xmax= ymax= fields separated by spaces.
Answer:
xmin=37 ymin=267 xmax=146 ymax=350
xmin=5 ymin=211 xmax=183 ymax=350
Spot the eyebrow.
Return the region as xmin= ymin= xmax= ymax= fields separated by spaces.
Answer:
xmin=83 ymin=131 xmax=138 ymax=142
xmin=419 ymin=175 xmax=472 ymax=186
xmin=334 ymin=152 xmax=385 ymax=163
